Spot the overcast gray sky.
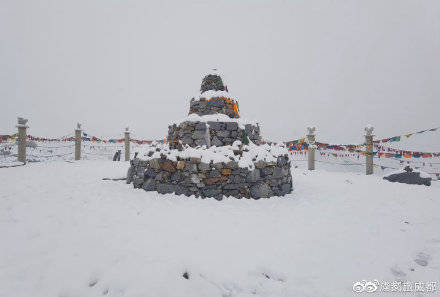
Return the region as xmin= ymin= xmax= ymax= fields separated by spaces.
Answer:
xmin=1 ymin=0 xmax=439 ymax=149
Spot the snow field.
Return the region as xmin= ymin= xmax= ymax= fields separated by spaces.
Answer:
xmin=0 ymin=160 xmax=439 ymax=297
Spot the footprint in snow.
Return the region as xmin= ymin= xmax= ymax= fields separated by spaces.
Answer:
xmin=414 ymin=252 xmax=430 ymax=267
xmin=390 ymin=266 xmax=407 ymax=278
xmin=88 ymin=278 xmax=98 ymax=287
xmin=250 ymin=268 xmax=286 ymax=283
xmin=86 ymin=278 xmax=110 ymax=296
xmin=262 ymin=272 xmax=285 ymax=282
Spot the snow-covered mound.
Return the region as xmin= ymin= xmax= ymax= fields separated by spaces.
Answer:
xmin=384 ymin=168 xmax=431 ymax=179
xmin=1 ymin=160 xmax=439 ymax=297
xmin=383 ymin=167 xmax=432 ymax=186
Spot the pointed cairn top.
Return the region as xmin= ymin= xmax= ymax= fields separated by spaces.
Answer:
xmin=200 ymin=71 xmax=225 ymax=93
xmin=76 ymin=123 xmax=82 ymax=131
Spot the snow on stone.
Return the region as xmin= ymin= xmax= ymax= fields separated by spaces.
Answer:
xmin=135 ymin=141 xmax=288 ymax=170
xmin=200 ymin=68 xmax=224 ymax=82
xmin=172 ymin=113 xmax=258 ymax=129
xmin=199 ymin=89 xmax=233 ymax=100
xmin=384 ymin=168 xmax=432 ymax=179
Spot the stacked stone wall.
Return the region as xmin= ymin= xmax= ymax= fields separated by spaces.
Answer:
xmin=167 ymin=121 xmax=261 ymax=149
xmin=189 ymin=98 xmax=239 ymax=119
xmin=127 ymin=154 xmax=292 ymax=200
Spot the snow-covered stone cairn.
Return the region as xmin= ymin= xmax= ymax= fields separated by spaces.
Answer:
xmin=127 ymin=71 xmax=293 ymax=199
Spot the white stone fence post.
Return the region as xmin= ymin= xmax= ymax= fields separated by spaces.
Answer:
xmin=124 ymin=127 xmax=130 ymax=161
xmin=75 ymin=123 xmax=82 ymax=161
xmin=17 ymin=117 xmax=28 ymax=164
xmin=365 ymin=125 xmax=374 ymax=175
xmin=307 ymin=126 xmax=316 ymax=170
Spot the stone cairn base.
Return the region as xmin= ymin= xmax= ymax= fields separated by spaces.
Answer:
xmin=127 ymin=153 xmax=292 ymax=200
xmin=126 ymin=71 xmax=293 ymax=199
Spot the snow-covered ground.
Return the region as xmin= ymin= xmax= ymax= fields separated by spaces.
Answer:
xmin=1 ymin=160 xmax=439 ymax=297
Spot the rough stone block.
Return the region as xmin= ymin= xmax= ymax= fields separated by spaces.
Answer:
xmin=262 ymin=166 xmax=274 ymax=176
xmin=207 ymin=122 xmax=225 ymax=130
xmin=221 ymin=168 xmax=232 ymax=175
xmin=272 ymin=167 xmax=283 ymax=179
xmin=233 ymin=175 xmax=246 ymax=184
xmin=186 ymin=163 xmax=198 ymax=173
xmin=190 ymin=174 xmax=201 ymax=184
xmin=157 ymin=183 xmax=177 ymax=194
xmin=204 ymin=176 xmax=228 ymax=185
xmin=133 ymin=177 xmax=144 ymax=189
xmin=150 ymin=158 xmax=160 ymax=169
xmin=142 ymin=178 xmax=156 ymax=191
xmin=194 ymin=139 xmax=207 ymax=146
xmin=160 ymin=160 xmax=176 ymax=173
xmin=277 ymin=155 xmax=288 ymax=167
xmin=190 ymin=157 xmax=201 ymax=164
xmin=211 ymin=136 xmax=223 ymax=147
xmin=177 ymin=161 xmax=186 ymax=170
xmin=202 ymin=188 xmax=222 ymax=197
xmin=144 ymin=167 xmax=157 ymax=179
xmin=192 ymin=130 xmax=206 ymax=139
xmin=226 ymin=122 xmax=239 ymax=131
xmin=195 ymin=122 xmax=207 ymax=130
xmin=223 ymin=183 xmax=242 ymax=190
xmin=213 ymin=162 xmax=224 ymax=170
xmin=245 ymin=124 xmax=253 ymax=134
xmin=250 ymin=182 xmax=273 ymax=199
xmin=126 ymin=167 xmax=134 ymax=184
xmin=217 ymin=130 xmax=230 ymax=138
xmin=226 ymin=161 xmax=239 ymax=169
xmin=198 ymin=162 xmax=210 ymax=171
xmin=280 ymin=183 xmax=292 ymax=195
xmin=246 ymin=169 xmax=260 ymax=183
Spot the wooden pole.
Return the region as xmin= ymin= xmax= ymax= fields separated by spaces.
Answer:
xmin=365 ymin=125 xmax=374 ymax=175
xmin=124 ymin=127 xmax=130 ymax=161
xmin=75 ymin=123 xmax=82 ymax=161
xmin=307 ymin=127 xmax=316 ymax=170
xmin=17 ymin=117 xmax=28 ymax=164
